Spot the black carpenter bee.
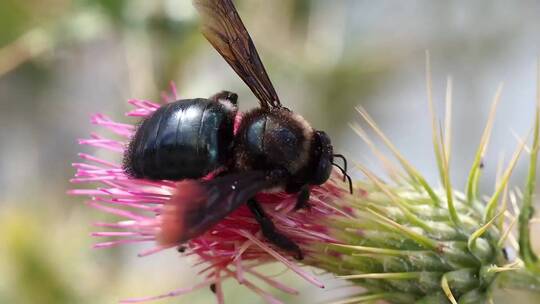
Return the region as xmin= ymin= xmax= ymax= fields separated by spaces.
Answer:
xmin=123 ymin=0 xmax=352 ymax=260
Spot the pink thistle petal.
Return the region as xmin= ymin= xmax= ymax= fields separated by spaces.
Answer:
xmin=127 ymin=99 xmax=161 ymax=110
xmin=169 ymin=81 xmax=178 ymax=100
xmin=91 ymin=231 xmax=141 ymax=237
xmin=92 ymin=197 xmax=159 ymax=212
xmin=233 ymin=239 xmax=252 ymax=260
xmin=236 ymin=230 xmax=325 ymax=289
xmin=67 ymin=189 xmax=108 ymax=196
xmin=235 ymin=250 xmax=245 ymax=283
xmin=214 ymin=271 xmax=225 ymax=304
xmin=119 ymin=280 xmax=216 ymax=303
xmin=160 ymin=91 xmax=171 ymax=103
xmin=91 ymin=113 xmax=134 ymax=137
xmin=127 ymin=108 xmax=153 ymax=117
xmin=246 ymin=268 xmax=299 ymax=295
xmin=220 ymin=268 xmax=284 ymax=304
xmin=86 ymin=201 xmax=147 ymax=221
xmin=77 ymin=153 xmax=119 ymax=168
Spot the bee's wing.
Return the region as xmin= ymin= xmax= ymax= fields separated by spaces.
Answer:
xmin=193 ymin=0 xmax=281 ymax=109
xmin=159 ymin=171 xmax=274 ymax=245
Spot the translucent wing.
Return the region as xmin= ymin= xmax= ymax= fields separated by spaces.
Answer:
xmin=159 ymin=171 xmax=274 ymax=245
xmin=193 ymin=0 xmax=281 ymax=108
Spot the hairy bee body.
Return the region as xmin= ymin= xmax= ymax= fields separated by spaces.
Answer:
xmin=124 ymin=97 xmax=326 ymax=189
xmin=233 ymin=108 xmax=327 ymax=188
xmin=121 ymin=0 xmax=352 ymax=260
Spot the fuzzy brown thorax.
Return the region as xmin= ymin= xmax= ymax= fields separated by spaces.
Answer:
xmin=233 ymin=107 xmax=314 ymax=177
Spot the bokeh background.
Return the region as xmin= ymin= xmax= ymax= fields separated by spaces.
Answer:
xmin=1 ymin=0 xmax=540 ymax=303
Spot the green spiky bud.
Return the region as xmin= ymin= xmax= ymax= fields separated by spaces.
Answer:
xmin=302 ymin=56 xmax=540 ymax=304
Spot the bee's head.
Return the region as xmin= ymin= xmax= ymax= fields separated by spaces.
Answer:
xmin=309 ymin=130 xmax=353 ymax=193
xmin=309 ymin=131 xmax=333 ymax=185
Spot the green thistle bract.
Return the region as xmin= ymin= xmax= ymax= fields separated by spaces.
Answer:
xmin=303 ymin=55 xmax=540 ymax=304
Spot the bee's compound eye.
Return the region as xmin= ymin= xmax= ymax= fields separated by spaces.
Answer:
xmin=314 ymin=158 xmax=332 ymax=185
xmin=311 ymin=131 xmax=333 ymax=185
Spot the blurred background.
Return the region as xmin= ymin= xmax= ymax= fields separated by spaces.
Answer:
xmin=1 ymin=0 xmax=540 ymax=303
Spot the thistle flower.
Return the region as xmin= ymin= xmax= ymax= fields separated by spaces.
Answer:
xmin=69 ymin=83 xmax=347 ymax=303
xmin=71 ymin=57 xmax=540 ymax=304
xmin=299 ymin=56 xmax=540 ymax=304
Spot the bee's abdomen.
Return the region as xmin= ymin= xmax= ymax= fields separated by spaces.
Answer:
xmin=123 ymin=99 xmax=234 ymax=180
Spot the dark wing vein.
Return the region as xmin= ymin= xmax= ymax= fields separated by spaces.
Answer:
xmin=193 ymin=0 xmax=281 ymax=108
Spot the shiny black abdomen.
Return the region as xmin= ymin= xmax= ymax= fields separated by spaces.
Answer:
xmin=124 ymin=99 xmax=235 ymax=180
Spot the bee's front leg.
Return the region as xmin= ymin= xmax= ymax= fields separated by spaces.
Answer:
xmin=285 ymin=183 xmax=310 ymax=210
xmin=247 ymin=198 xmax=303 ymax=260
xmin=294 ymin=185 xmax=310 ymax=210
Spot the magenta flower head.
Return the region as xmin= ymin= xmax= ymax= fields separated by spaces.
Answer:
xmin=70 ymin=83 xmax=351 ymax=303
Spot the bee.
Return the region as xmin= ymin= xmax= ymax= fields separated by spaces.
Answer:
xmin=123 ymin=0 xmax=352 ymax=260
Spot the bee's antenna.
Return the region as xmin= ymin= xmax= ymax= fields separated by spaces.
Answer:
xmin=333 ymin=154 xmax=348 ymax=175
xmin=332 ymin=162 xmax=347 ymax=182
xmin=332 ymin=162 xmax=353 ymax=194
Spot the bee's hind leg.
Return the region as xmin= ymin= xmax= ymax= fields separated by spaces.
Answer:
xmin=247 ymin=198 xmax=303 ymax=260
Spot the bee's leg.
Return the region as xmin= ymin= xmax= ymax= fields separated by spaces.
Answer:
xmin=209 ymin=90 xmax=238 ymax=106
xmin=294 ymin=185 xmax=310 ymax=210
xmin=247 ymin=198 xmax=303 ymax=260
xmin=285 ymin=182 xmax=310 ymax=210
